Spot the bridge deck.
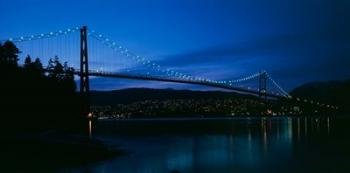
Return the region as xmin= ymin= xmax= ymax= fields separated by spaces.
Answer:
xmin=71 ymin=70 xmax=283 ymax=98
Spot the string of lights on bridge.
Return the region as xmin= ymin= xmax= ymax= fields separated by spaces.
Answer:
xmin=0 ymin=26 xmax=340 ymax=109
xmin=0 ymin=27 xmax=81 ymax=43
xmin=87 ymin=29 xmax=277 ymax=91
xmin=0 ymin=26 xmax=290 ymax=96
xmin=0 ymin=26 xmax=297 ymax=98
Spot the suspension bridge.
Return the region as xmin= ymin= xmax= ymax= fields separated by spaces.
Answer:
xmin=1 ymin=26 xmax=292 ymax=104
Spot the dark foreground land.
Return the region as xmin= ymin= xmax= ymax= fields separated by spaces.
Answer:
xmin=0 ymin=130 xmax=123 ymax=172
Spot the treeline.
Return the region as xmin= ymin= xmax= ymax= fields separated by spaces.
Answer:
xmin=0 ymin=41 xmax=85 ymax=133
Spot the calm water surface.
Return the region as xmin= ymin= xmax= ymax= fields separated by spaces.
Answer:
xmin=63 ymin=116 xmax=350 ymax=173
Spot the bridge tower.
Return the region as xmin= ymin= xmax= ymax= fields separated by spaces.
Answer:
xmin=80 ymin=26 xmax=90 ymax=113
xmin=259 ymin=71 xmax=267 ymax=101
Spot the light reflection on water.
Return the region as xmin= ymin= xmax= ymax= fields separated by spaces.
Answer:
xmin=88 ymin=120 xmax=92 ymax=138
xmin=63 ymin=116 xmax=350 ymax=173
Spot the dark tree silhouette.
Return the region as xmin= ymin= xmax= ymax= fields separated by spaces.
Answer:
xmin=63 ymin=61 xmax=76 ymax=92
xmin=47 ymin=58 xmax=54 ymax=69
xmin=0 ymin=42 xmax=116 ymax=171
xmin=47 ymin=58 xmax=55 ymax=77
xmin=53 ymin=56 xmax=64 ymax=80
xmin=63 ymin=62 xmax=74 ymax=80
xmin=48 ymin=56 xmax=64 ymax=80
xmin=23 ymin=55 xmax=44 ymax=77
xmin=24 ymin=55 xmax=32 ymax=68
xmin=0 ymin=41 xmax=85 ymax=133
xmin=1 ymin=41 xmax=20 ymax=66
xmin=33 ymin=58 xmax=44 ymax=75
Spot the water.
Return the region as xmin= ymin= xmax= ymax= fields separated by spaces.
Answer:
xmin=63 ymin=116 xmax=350 ymax=173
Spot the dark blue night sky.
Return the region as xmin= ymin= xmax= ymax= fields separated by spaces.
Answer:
xmin=1 ymin=0 xmax=349 ymax=91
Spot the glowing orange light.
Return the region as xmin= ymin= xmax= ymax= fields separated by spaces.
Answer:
xmin=267 ymin=109 xmax=272 ymax=115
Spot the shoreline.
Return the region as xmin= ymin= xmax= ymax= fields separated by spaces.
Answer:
xmin=96 ymin=114 xmax=337 ymax=121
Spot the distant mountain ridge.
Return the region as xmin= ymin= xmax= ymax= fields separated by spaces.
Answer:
xmin=290 ymin=79 xmax=350 ymax=112
xmin=91 ymin=88 xmax=256 ymax=105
